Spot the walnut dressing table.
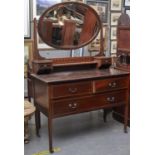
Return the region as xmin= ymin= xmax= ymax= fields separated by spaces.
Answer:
xmin=30 ymin=2 xmax=130 ymax=153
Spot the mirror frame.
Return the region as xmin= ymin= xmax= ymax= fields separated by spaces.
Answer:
xmin=37 ymin=1 xmax=102 ymax=50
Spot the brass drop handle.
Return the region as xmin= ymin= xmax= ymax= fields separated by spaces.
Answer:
xmin=107 ymin=97 xmax=115 ymax=102
xmin=68 ymin=87 xmax=78 ymax=93
xmin=108 ymin=82 xmax=116 ymax=88
xmin=68 ymin=103 xmax=77 ymax=109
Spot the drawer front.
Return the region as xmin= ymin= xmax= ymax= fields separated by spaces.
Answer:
xmin=94 ymin=77 xmax=128 ymax=93
xmin=53 ymin=91 xmax=127 ymax=117
xmin=52 ymin=81 xmax=92 ymax=98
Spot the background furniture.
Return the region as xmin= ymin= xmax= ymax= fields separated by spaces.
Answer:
xmin=113 ymin=13 xmax=130 ymax=125
xmin=115 ymin=13 xmax=130 ymax=71
xmin=24 ymin=101 xmax=35 ymax=143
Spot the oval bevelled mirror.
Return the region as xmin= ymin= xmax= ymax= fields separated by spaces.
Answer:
xmin=38 ymin=2 xmax=101 ymax=50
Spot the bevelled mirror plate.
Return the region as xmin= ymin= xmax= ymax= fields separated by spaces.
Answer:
xmin=38 ymin=2 xmax=101 ymax=50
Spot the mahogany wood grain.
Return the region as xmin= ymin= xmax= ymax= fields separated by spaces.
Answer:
xmin=52 ymin=56 xmax=94 ymax=64
xmin=113 ymin=14 xmax=130 ymax=124
xmin=52 ymin=81 xmax=92 ymax=99
xmin=115 ymin=14 xmax=130 ymax=72
xmin=33 ymin=79 xmax=49 ymax=109
xmin=117 ymin=27 xmax=130 ymax=50
xmin=31 ymin=68 xmax=129 ymax=84
xmin=94 ymin=77 xmax=128 ymax=93
xmin=53 ymin=90 xmax=127 ymax=117
xmin=32 ymin=69 xmax=129 ymax=153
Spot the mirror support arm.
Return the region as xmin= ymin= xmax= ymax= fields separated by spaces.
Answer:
xmin=100 ymin=22 xmax=105 ymax=56
xmin=33 ymin=18 xmax=43 ymax=60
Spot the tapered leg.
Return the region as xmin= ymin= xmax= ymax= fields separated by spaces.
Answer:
xmin=33 ymin=79 xmax=41 ymax=136
xmin=35 ymin=108 xmax=41 ymax=137
xmin=48 ymin=114 xmax=54 ymax=153
xmin=38 ymin=111 xmax=41 ymax=129
xmin=124 ymin=104 xmax=129 ymax=133
xmin=24 ymin=116 xmax=30 ymax=143
xmin=103 ymin=109 xmax=107 ymax=122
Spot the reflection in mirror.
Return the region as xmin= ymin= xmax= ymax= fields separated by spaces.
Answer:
xmin=38 ymin=2 xmax=101 ymax=49
xmin=39 ymin=47 xmax=98 ymax=59
xmin=39 ymin=50 xmax=71 ymax=59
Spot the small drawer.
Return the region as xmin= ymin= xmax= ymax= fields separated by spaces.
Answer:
xmin=52 ymin=81 xmax=92 ymax=98
xmin=94 ymin=77 xmax=128 ymax=93
xmin=53 ymin=91 xmax=127 ymax=117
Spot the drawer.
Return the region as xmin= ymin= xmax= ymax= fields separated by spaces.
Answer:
xmin=52 ymin=81 xmax=92 ymax=98
xmin=53 ymin=90 xmax=127 ymax=117
xmin=94 ymin=77 xmax=128 ymax=93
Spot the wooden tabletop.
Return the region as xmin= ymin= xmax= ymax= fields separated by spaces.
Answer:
xmin=31 ymin=68 xmax=129 ymax=84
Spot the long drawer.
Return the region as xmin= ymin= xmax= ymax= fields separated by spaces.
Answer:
xmin=53 ymin=90 xmax=127 ymax=117
xmin=94 ymin=77 xmax=128 ymax=93
xmin=51 ymin=81 xmax=92 ymax=99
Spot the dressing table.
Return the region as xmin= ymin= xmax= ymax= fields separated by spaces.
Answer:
xmin=31 ymin=2 xmax=129 ymax=153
